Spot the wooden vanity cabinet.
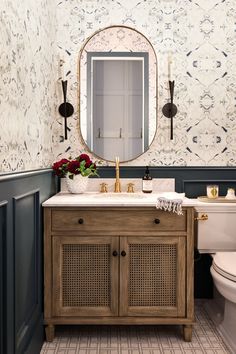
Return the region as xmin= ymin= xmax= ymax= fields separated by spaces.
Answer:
xmin=44 ymin=207 xmax=194 ymax=342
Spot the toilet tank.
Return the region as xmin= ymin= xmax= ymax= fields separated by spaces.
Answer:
xmin=195 ymin=203 xmax=236 ymax=253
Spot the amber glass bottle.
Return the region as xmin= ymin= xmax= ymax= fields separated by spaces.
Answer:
xmin=142 ymin=166 xmax=153 ymax=193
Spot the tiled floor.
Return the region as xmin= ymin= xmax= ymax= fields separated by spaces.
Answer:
xmin=41 ymin=301 xmax=230 ymax=354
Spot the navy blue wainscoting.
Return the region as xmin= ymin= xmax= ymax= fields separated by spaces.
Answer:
xmin=96 ymin=166 xmax=236 ymax=197
xmin=0 ymin=169 xmax=57 ymax=354
xmin=0 ymin=200 xmax=7 ymax=354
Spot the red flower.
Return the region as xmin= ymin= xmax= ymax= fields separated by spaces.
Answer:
xmin=67 ymin=160 xmax=81 ymax=175
xmin=52 ymin=158 xmax=69 ymax=177
xmin=85 ymin=160 xmax=92 ymax=168
xmin=52 ymin=153 xmax=98 ymax=178
xmin=78 ymin=153 xmax=90 ymax=162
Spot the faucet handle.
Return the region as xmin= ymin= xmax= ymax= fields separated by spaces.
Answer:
xmin=100 ymin=183 xmax=108 ymax=193
xmin=127 ymin=183 xmax=135 ymax=193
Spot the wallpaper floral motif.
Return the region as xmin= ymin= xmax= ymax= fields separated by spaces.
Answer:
xmin=55 ymin=0 xmax=236 ymax=166
xmin=0 ymin=0 xmax=57 ymax=172
xmin=2 ymin=0 xmax=236 ymax=170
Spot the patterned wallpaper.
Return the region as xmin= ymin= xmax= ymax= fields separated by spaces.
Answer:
xmin=55 ymin=0 xmax=236 ymax=166
xmin=2 ymin=0 xmax=236 ymax=171
xmin=0 ymin=0 xmax=57 ymax=172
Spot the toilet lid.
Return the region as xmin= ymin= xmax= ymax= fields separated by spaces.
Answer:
xmin=213 ymin=252 xmax=236 ymax=282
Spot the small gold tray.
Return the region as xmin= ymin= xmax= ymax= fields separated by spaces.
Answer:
xmin=198 ymin=196 xmax=236 ymax=203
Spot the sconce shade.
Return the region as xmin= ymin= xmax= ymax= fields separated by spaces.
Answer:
xmin=162 ymin=103 xmax=177 ymax=118
xmin=58 ymin=80 xmax=74 ymax=140
xmin=59 ymin=102 xmax=74 ymax=118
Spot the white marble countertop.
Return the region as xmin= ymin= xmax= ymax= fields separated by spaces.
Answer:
xmin=43 ymin=177 xmax=236 ymax=210
xmin=42 ymin=191 xmax=236 ymax=210
xmin=42 ymin=192 xmax=236 ymax=210
xmin=43 ymin=191 xmax=186 ymax=207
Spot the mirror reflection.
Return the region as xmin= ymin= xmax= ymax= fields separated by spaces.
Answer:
xmin=79 ymin=26 xmax=157 ymax=162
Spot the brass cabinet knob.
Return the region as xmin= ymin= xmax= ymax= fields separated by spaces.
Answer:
xmin=127 ymin=183 xmax=134 ymax=193
xmin=194 ymin=213 xmax=208 ymax=221
xmin=100 ymin=183 xmax=108 ymax=193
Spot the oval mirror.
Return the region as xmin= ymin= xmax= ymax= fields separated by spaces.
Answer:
xmin=78 ymin=25 xmax=157 ymax=162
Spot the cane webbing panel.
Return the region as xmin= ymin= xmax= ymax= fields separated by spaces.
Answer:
xmin=62 ymin=244 xmax=111 ymax=307
xmin=129 ymin=243 xmax=177 ymax=307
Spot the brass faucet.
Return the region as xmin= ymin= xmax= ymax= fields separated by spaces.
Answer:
xmin=127 ymin=183 xmax=134 ymax=193
xmin=114 ymin=156 xmax=121 ymax=192
xmin=100 ymin=183 xmax=108 ymax=193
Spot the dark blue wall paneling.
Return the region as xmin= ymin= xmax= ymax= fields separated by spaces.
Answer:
xmin=96 ymin=166 xmax=236 ymax=197
xmin=0 ymin=169 xmax=57 ymax=354
xmin=0 ymin=201 xmax=7 ymax=354
xmin=1 ymin=165 xmax=236 ymax=354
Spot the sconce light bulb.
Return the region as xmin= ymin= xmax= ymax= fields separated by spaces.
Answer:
xmin=60 ymin=56 xmax=66 ymax=81
xmin=168 ymin=53 xmax=173 ymax=81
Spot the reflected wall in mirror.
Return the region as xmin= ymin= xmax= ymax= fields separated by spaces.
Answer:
xmin=78 ymin=25 xmax=157 ymax=162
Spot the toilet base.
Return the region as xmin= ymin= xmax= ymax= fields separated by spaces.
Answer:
xmin=218 ymin=299 xmax=236 ymax=354
xmin=204 ymin=290 xmax=236 ymax=354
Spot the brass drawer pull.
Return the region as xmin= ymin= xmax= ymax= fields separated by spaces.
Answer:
xmin=121 ymin=250 xmax=126 ymax=257
xmin=78 ymin=218 xmax=84 ymax=224
xmin=112 ymin=250 xmax=118 ymax=257
xmin=195 ymin=213 xmax=208 ymax=221
xmin=154 ymin=218 xmax=160 ymax=224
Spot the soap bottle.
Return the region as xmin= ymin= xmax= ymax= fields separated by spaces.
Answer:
xmin=142 ymin=166 xmax=153 ymax=193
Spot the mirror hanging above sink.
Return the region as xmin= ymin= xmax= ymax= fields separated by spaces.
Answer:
xmin=78 ymin=25 xmax=157 ymax=162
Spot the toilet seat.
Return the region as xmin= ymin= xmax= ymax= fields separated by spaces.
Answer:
xmin=212 ymin=252 xmax=236 ymax=282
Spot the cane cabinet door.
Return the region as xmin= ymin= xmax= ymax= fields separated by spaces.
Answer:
xmin=119 ymin=236 xmax=186 ymax=317
xmin=52 ymin=236 xmax=119 ymax=317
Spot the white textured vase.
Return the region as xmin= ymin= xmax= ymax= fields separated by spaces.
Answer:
xmin=66 ymin=174 xmax=89 ymax=194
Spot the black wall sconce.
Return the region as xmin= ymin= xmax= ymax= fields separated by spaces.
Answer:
xmin=162 ymin=80 xmax=177 ymax=140
xmin=58 ymin=80 xmax=74 ymax=140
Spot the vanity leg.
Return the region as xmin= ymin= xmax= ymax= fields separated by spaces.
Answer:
xmin=183 ymin=325 xmax=192 ymax=342
xmin=45 ymin=324 xmax=55 ymax=342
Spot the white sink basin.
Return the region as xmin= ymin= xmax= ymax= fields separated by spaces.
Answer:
xmin=91 ymin=192 xmax=148 ymax=199
xmin=90 ymin=192 xmax=185 ymax=199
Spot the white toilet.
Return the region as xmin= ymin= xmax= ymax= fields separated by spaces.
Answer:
xmin=196 ymin=204 xmax=236 ymax=353
xmin=210 ymin=252 xmax=236 ymax=352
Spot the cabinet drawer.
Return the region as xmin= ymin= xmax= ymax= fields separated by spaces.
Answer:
xmin=51 ymin=209 xmax=187 ymax=232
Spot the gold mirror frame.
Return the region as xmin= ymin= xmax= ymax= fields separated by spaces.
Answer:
xmin=77 ymin=25 xmax=158 ymax=163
